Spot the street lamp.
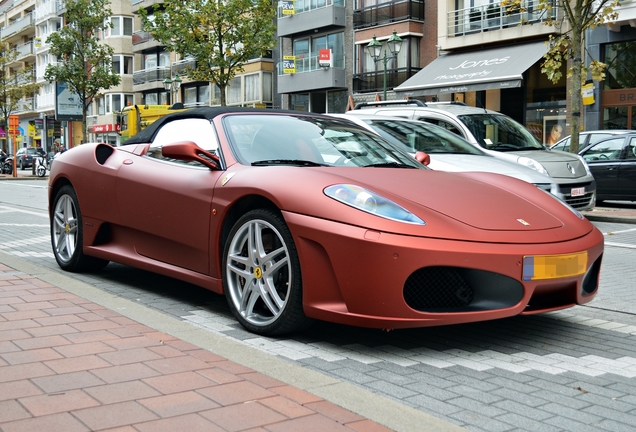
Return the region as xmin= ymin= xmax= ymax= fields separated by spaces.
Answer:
xmin=163 ymin=75 xmax=182 ymax=105
xmin=366 ymin=30 xmax=403 ymax=101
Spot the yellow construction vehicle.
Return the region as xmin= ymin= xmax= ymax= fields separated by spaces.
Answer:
xmin=118 ymin=103 xmax=188 ymax=144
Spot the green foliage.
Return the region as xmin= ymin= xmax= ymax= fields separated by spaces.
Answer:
xmin=503 ymin=0 xmax=619 ymax=154
xmin=0 ymin=42 xmax=40 ymax=152
xmin=44 ymin=0 xmax=120 ymax=142
xmin=140 ymin=0 xmax=276 ymax=106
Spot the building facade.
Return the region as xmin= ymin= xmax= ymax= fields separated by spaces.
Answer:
xmin=586 ymin=2 xmax=636 ymax=132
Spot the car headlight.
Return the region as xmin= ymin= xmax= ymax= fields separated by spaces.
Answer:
xmin=517 ymin=157 xmax=548 ymax=175
xmin=324 ymin=184 xmax=425 ymax=225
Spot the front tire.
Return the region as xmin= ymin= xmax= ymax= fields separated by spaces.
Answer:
xmin=51 ymin=185 xmax=109 ymax=272
xmin=37 ymin=166 xmax=46 ymax=177
xmin=223 ymin=209 xmax=311 ymax=336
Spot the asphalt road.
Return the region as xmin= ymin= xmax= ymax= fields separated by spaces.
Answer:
xmin=2 ymin=180 xmax=636 ymax=432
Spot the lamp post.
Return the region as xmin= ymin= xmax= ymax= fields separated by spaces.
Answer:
xmin=163 ymin=75 xmax=182 ymax=105
xmin=366 ymin=30 xmax=403 ymax=101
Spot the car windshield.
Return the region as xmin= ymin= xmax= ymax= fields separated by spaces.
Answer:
xmin=458 ymin=113 xmax=544 ymax=152
xmin=364 ymin=118 xmax=485 ymax=155
xmin=223 ymin=114 xmax=425 ymax=169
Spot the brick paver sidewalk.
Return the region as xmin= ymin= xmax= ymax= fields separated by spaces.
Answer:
xmin=0 ymin=262 xmax=392 ymax=432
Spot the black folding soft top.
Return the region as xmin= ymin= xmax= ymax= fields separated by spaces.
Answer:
xmin=123 ymin=107 xmax=305 ymax=145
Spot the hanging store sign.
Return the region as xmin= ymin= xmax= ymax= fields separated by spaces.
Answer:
xmin=281 ymin=0 xmax=295 ymax=15
xmin=283 ymin=56 xmax=296 ymax=74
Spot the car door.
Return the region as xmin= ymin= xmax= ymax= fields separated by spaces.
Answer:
xmin=116 ymin=117 xmax=223 ymax=275
xmin=617 ymin=136 xmax=636 ymax=200
xmin=580 ymin=137 xmax=626 ymax=199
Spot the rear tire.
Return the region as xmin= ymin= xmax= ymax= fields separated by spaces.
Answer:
xmin=50 ymin=185 xmax=109 ymax=272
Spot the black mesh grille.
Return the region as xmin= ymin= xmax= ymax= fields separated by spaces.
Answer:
xmin=404 ymin=267 xmax=474 ymax=311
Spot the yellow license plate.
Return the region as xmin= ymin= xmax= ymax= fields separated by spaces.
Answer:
xmin=523 ymin=252 xmax=587 ymax=281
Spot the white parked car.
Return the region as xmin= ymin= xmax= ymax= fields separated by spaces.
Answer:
xmin=333 ymin=113 xmax=559 ymax=197
xmin=347 ymin=100 xmax=596 ymax=211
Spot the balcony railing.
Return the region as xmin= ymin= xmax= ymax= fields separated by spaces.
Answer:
xmin=172 ymin=57 xmax=196 ymax=75
xmin=447 ymin=0 xmax=556 ymax=37
xmin=15 ymin=41 xmax=34 ymax=59
xmin=354 ymin=0 xmax=424 ymax=29
xmin=277 ymin=53 xmax=344 ymax=75
xmin=277 ymin=0 xmax=344 ymax=19
xmin=34 ymin=1 xmax=63 ymax=21
xmin=132 ymin=30 xmax=153 ymax=45
xmin=14 ymin=97 xmax=35 ymax=113
xmin=133 ymin=66 xmax=170 ymax=85
xmin=37 ymin=92 xmax=55 ymax=110
xmin=1 ymin=12 xmax=34 ymax=38
xmin=353 ymin=67 xmax=420 ymax=93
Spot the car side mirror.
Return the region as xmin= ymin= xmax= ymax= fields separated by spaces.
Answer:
xmin=161 ymin=141 xmax=220 ymax=170
xmin=415 ymin=151 xmax=430 ymax=166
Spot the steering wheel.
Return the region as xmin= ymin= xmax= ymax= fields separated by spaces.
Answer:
xmin=598 ymin=153 xmax=609 ymax=160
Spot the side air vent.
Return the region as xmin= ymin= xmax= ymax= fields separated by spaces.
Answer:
xmin=95 ymin=144 xmax=114 ymax=165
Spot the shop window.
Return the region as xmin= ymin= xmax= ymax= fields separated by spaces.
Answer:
xmin=604 ymin=41 xmax=636 ymax=90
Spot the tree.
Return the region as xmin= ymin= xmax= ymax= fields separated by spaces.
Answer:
xmin=139 ymin=0 xmax=277 ymax=106
xmin=44 ymin=0 xmax=121 ymax=143
xmin=0 ymin=42 xmax=40 ymax=153
xmin=501 ymin=0 xmax=619 ymax=153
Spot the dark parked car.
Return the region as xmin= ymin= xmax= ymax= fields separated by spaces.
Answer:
xmin=579 ymin=133 xmax=636 ymax=202
xmin=15 ymin=146 xmax=46 ymax=170
xmin=551 ymin=130 xmax=632 ymax=152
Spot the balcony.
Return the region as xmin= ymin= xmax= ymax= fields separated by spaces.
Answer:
xmin=354 ymin=0 xmax=424 ymax=30
xmin=1 ymin=12 xmax=34 ymax=39
xmin=277 ymin=54 xmax=345 ymax=93
xmin=447 ymin=0 xmax=556 ymax=37
xmin=37 ymin=92 xmax=54 ymax=110
xmin=14 ymin=97 xmax=36 ymax=114
xmin=15 ymin=41 xmax=34 ymax=61
xmin=277 ymin=0 xmax=345 ymax=37
xmin=133 ymin=66 xmax=170 ymax=85
xmin=34 ymin=1 xmax=63 ymax=22
xmin=353 ymin=67 xmax=420 ymax=93
xmin=172 ymin=57 xmax=196 ymax=75
xmin=132 ymin=30 xmax=162 ymax=52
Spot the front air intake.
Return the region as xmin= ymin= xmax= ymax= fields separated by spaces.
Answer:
xmin=404 ymin=267 xmax=524 ymax=312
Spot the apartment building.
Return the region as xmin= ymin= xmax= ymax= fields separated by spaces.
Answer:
xmin=586 ymin=2 xmax=636 ymax=131
xmin=0 ymin=0 xmax=38 ymax=152
xmin=393 ymin=0 xmax=567 ymax=145
xmin=131 ymin=0 xmax=275 ymax=123
xmin=275 ymin=0 xmax=434 ymax=112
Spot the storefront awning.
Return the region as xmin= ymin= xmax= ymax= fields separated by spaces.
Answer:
xmin=395 ymin=42 xmax=548 ymax=97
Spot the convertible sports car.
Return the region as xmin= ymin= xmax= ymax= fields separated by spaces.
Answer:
xmin=48 ymin=107 xmax=604 ymax=336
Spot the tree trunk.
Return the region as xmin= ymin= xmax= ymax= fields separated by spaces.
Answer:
xmin=569 ymin=15 xmax=583 ymax=153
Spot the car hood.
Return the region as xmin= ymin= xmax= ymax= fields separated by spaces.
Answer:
xmin=508 ymin=149 xmax=591 ymax=181
xmin=427 ymin=154 xmax=554 ymax=185
xmin=222 ymin=165 xmax=593 ymax=244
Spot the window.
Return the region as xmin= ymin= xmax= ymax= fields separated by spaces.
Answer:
xmin=112 ymin=55 xmax=133 ymax=75
xmin=104 ymin=16 xmax=133 ymax=37
xmin=105 ymin=93 xmax=134 ymax=113
xmin=581 ymin=137 xmax=625 ymax=162
xmin=244 ymin=74 xmax=260 ymax=102
xmin=97 ymin=97 xmax=105 ymax=115
xmin=147 ymin=118 xmax=218 ymax=165
xmin=228 ymin=77 xmax=241 ymax=105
